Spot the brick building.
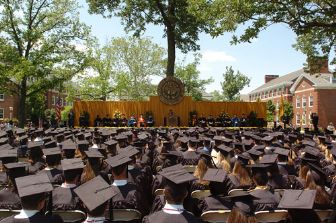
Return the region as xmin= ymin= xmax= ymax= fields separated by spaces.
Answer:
xmin=248 ymin=61 xmax=336 ymax=128
xmin=0 ymin=90 xmax=71 ymax=121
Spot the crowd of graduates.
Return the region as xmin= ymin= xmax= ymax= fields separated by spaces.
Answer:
xmin=0 ymin=125 xmax=336 ymax=223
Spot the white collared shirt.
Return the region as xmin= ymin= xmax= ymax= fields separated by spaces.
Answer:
xmin=112 ymin=179 xmax=127 ymax=187
xmin=61 ymin=183 xmax=77 ymax=189
xmin=92 ymin=144 xmax=99 ymax=149
xmin=84 ymin=216 xmax=105 ymax=223
xmin=128 ymin=165 xmax=134 ymax=170
xmin=162 ymin=203 xmax=184 ymax=214
xmin=15 ymin=209 xmax=39 ymax=219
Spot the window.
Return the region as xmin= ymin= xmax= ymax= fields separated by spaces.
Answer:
xmin=309 ymin=111 xmax=312 ymax=124
xmin=52 ymin=96 xmax=56 ymax=105
xmin=302 ymin=96 xmax=307 ymax=108
xmin=0 ymin=108 xmax=3 ymax=119
xmin=309 ymin=96 xmax=313 ymax=107
xmin=0 ymin=93 xmax=4 ymax=101
xmin=302 ymin=113 xmax=306 ymax=125
xmin=296 ymin=114 xmax=301 ymax=125
xmin=296 ymin=97 xmax=300 ymax=108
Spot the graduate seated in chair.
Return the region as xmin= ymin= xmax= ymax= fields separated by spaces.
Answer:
xmin=0 ymin=174 xmax=63 ymax=223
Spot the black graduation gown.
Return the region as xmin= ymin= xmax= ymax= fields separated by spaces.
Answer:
xmin=277 ymin=164 xmax=296 ymax=176
xmin=0 ymin=212 xmax=63 ymax=223
xmin=197 ymin=195 xmax=232 ymax=214
xmin=267 ymin=174 xmax=291 ymax=189
xmin=190 ymin=180 xmax=209 ymax=192
xmin=249 ymin=189 xmax=280 ymax=212
xmin=181 ymin=151 xmax=199 ymax=166
xmin=142 ymin=210 xmax=201 ymax=223
xmin=28 ymin=161 xmax=45 ymax=174
xmin=52 ymin=186 xmax=81 ymax=211
xmin=0 ymin=189 xmax=21 ymax=209
xmin=109 ymin=182 xmax=145 ymax=216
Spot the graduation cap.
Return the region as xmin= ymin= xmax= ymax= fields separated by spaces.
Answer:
xmin=262 ymin=136 xmax=274 ymax=142
xmin=159 ymin=167 xmax=196 ymax=184
xmin=105 ymin=154 xmax=131 ymax=168
xmin=74 ymin=176 xmax=117 ymax=212
xmin=15 ymin=173 xmax=53 ymax=198
xmin=27 ymin=141 xmax=43 ymax=150
xmin=226 ymin=190 xmax=255 ymax=216
xmin=119 ymin=146 xmax=140 ymax=158
xmin=0 ymin=149 xmax=18 ymax=164
xmin=77 ymin=140 xmax=89 ymax=151
xmin=115 ymin=134 xmax=128 ymax=141
xmin=18 ymin=135 xmax=28 ymax=142
xmin=15 ymin=128 xmax=26 ymax=136
xmin=85 ymin=150 xmax=104 ymax=159
xmin=0 ymin=131 xmax=7 ymax=138
xmin=253 ymin=145 xmax=266 ymax=151
xmin=203 ymin=168 xmax=226 ymax=183
xmin=274 ymin=147 xmax=289 ymax=157
xmin=233 ymin=142 xmax=244 ymax=151
xmin=259 ymin=154 xmax=278 ymax=164
xmin=62 ymin=142 xmax=77 ymax=151
xmin=247 ymin=148 xmax=263 ymax=157
xmin=178 ymin=137 xmax=189 ymax=144
xmin=43 ymin=147 xmax=61 ymax=157
xmin=0 ymin=138 xmax=8 ymax=145
xmin=61 ymin=158 xmax=84 ymax=171
xmin=44 ymin=140 xmax=57 ymax=149
xmin=278 ymin=190 xmax=316 ymax=209
xmin=217 ymin=144 xmax=233 ymax=154
xmin=303 ymin=146 xmax=320 ymax=158
xmin=213 ymin=136 xmax=224 ymax=141
xmin=302 ymin=140 xmax=316 ymax=147
xmin=237 ymin=153 xmax=251 ymax=165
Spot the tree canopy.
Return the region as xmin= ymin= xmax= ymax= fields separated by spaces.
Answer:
xmin=188 ymin=0 xmax=336 ymax=71
xmin=175 ymin=55 xmax=213 ymax=101
xmin=86 ymin=0 xmax=208 ymax=76
xmin=71 ymin=37 xmax=166 ymax=101
xmin=0 ymin=0 xmax=91 ymax=126
xmin=216 ymin=66 xmax=250 ymax=101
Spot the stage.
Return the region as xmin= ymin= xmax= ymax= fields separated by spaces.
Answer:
xmin=73 ymin=96 xmax=266 ymax=127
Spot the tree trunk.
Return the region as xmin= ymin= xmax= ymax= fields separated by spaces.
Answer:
xmin=18 ymin=78 xmax=27 ymax=128
xmin=166 ymin=25 xmax=176 ymax=76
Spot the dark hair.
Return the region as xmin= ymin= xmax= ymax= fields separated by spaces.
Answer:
xmin=45 ymin=155 xmax=61 ymax=167
xmin=112 ymin=164 xmax=127 ymax=177
xmin=164 ymin=181 xmax=187 ymax=204
xmin=21 ymin=193 xmax=46 ymax=210
xmin=87 ymin=202 xmax=108 ymax=217
xmin=64 ymin=169 xmax=83 ymax=183
xmin=252 ymin=170 xmax=268 ymax=186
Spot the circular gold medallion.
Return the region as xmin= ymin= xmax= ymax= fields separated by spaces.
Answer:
xmin=158 ymin=76 xmax=185 ymax=105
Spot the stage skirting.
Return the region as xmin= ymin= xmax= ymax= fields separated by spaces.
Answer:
xmin=73 ymin=96 xmax=266 ymax=127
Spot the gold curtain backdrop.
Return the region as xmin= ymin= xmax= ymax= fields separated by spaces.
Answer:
xmin=73 ymin=96 xmax=266 ymax=127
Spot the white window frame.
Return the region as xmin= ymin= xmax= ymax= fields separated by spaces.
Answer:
xmin=309 ymin=96 xmax=313 ymax=107
xmin=302 ymin=96 xmax=307 ymax=108
xmin=302 ymin=113 xmax=306 ymax=125
xmin=52 ymin=96 xmax=56 ymax=105
xmin=296 ymin=114 xmax=301 ymax=125
xmin=0 ymin=108 xmax=4 ymax=119
xmin=296 ymin=97 xmax=300 ymax=108
xmin=0 ymin=93 xmax=4 ymax=101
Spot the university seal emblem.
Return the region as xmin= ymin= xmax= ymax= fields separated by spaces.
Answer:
xmin=158 ymin=76 xmax=184 ymax=105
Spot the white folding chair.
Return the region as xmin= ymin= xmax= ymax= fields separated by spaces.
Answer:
xmin=255 ymin=210 xmax=288 ymax=223
xmin=191 ymin=190 xmax=211 ymax=200
xmin=228 ymin=189 xmax=246 ymax=196
xmin=47 ymin=210 xmax=86 ymax=223
xmin=108 ymin=209 xmax=142 ymax=221
xmin=201 ymin=210 xmax=231 ymax=223
xmin=315 ymin=209 xmax=333 ymax=222
xmin=0 ymin=209 xmax=20 ymax=220
xmin=184 ymin=165 xmax=196 ymax=173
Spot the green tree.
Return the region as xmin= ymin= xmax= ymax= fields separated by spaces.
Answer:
xmin=281 ymin=100 xmax=294 ymax=124
xmin=219 ymin=66 xmax=250 ymax=101
xmin=175 ymin=55 xmax=213 ymax=101
xmin=86 ymin=0 xmax=208 ymax=76
xmin=0 ymin=0 xmax=91 ymax=126
xmin=188 ymin=0 xmax=336 ymax=71
xmin=266 ymin=100 xmax=276 ymax=122
xmin=73 ymin=37 xmax=166 ymax=101
xmin=211 ymin=90 xmax=224 ymax=101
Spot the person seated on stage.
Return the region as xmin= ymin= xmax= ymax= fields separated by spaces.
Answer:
xmin=128 ymin=115 xmax=137 ymax=127
xmin=0 ymin=174 xmax=63 ymax=223
xmin=120 ymin=114 xmax=128 ymax=127
xmin=94 ymin=115 xmax=102 ymax=127
xmin=74 ymin=176 xmax=117 ymax=223
xmin=112 ymin=116 xmax=119 ymax=127
xmin=198 ymin=114 xmax=207 ymax=127
xmin=240 ymin=113 xmax=247 ymax=127
xmin=138 ymin=114 xmax=145 ymax=127
xmin=207 ymin=115 xmax=215 ymax=127
xmin=190 ymin=114 xmax=198 ymax=127
xmin=146 ymin=115 xmax=154 ymax=127
xmin=143 ymin=167 xmax=201 ymax=223
xmin=231 ymin=115 xmax=240 ymax=127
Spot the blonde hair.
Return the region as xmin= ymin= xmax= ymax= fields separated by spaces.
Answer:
xmin=218 ymin=152 xmax=231 ymax=174
xmin=305 ymin=170 xmax=331 ymax=206
xmin=194 ymin=159 xmax=210 ymax=185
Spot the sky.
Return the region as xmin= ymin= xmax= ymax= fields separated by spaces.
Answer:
xmin=77 ymin=0 xmax=307 ymax=95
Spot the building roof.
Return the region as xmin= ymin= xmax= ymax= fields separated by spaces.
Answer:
xmin=250 ymin=69 xmax=304 ymax=94
xmin=290 ymin=73 xmax=336 ymax=93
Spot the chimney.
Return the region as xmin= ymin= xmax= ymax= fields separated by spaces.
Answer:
xmin=307 ymin=56 xmax=329 ymax=73
xmin=265 ymin=75 xmax=279 ymax=83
